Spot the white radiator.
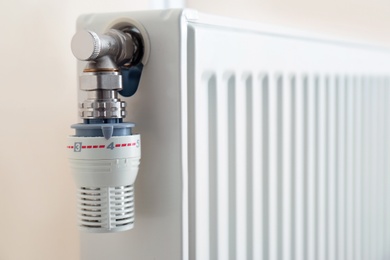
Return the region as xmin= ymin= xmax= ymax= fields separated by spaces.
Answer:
xmin=76 ymin=9 xmax=390 ymax=260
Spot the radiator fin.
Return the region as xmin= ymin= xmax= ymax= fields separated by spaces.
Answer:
xmin=190 ymin=71 xmax=390 ymax=260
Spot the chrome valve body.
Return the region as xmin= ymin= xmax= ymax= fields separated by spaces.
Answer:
xmin=71 ymin=29 xmax=135 ymax=120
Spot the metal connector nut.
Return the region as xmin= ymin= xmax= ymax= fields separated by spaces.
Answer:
xmin=80 ymin=73 xmax=122 ymax=91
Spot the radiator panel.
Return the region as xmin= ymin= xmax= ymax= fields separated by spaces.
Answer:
xmin=76 ymin=10 xmax=390 ymax=260
xmin=187 ymin=19 xmax=390 ymax=260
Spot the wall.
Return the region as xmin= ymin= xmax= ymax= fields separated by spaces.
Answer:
xmin=0 ymin=0 xmax=389 ymax=259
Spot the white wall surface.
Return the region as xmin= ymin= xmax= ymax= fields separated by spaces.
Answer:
xmin=0 ymin=0 xmax=389 ymax=259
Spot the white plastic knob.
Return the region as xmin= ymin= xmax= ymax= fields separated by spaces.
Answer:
xmin=67 ymin=134 xmax=141 ymax=232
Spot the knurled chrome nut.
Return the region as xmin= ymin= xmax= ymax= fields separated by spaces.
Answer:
xmin=79 ymin=109 xmax=127 ymax=119
xmin=80 ymin=74 xmax=122 ymax=91
xmin=79 ymin=100 xmax=127 ymax=119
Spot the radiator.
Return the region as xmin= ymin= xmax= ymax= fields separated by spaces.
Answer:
xmin=75 ymin=9 xmax=390 ymax=260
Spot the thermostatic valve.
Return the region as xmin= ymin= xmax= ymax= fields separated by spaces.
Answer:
xmin=68 ymin=26 xmax=143 ymax=233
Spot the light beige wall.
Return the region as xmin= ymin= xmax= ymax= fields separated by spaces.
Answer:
xmin=188 ymin=0 xmax=390 ymax=47
xmin=0 ymin=1 xmax=149 ymax=260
